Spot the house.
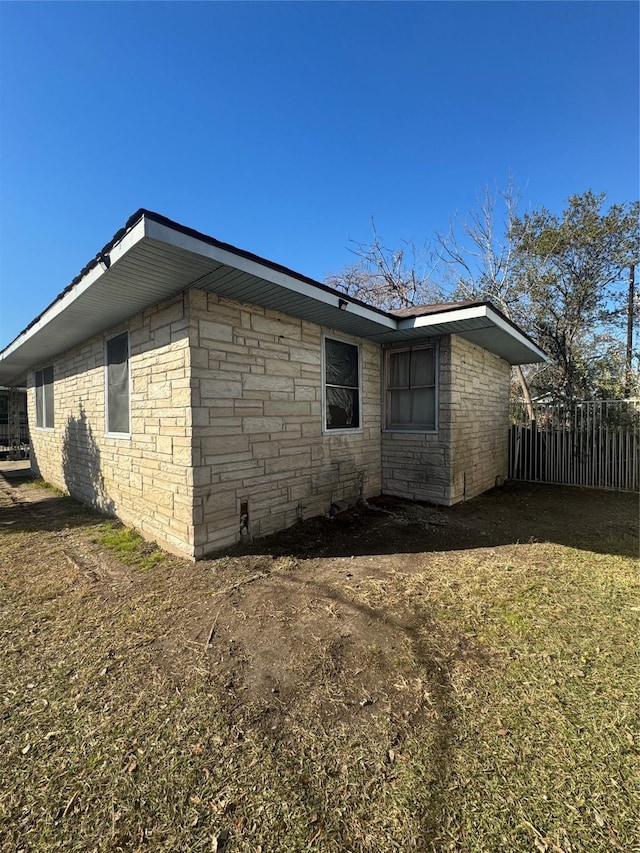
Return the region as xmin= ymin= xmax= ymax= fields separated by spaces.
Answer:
xmin=0 ymin=210 xmax=546 ymax=559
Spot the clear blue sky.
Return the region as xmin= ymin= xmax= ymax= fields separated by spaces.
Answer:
xmin=1 ymin=1 xmax=638 ymax=348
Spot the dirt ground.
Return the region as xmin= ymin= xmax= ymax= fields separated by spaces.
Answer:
xmin=1 ymin=462 xmax=636 ymax=724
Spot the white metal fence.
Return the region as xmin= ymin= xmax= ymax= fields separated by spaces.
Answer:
xmin=509 ymin=399 xmax=640 ymax=492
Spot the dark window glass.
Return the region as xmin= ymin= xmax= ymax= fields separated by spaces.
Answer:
xmin=35 ymin=366 xmax=54 ymax=428
xmin=35 ymin=370 xmax=43 ymax=428
xmin=43 ymin=366 xmax=54 ymax=428
xmin=325 ymin=339 xmax=360 ymax=430
xmin=106 ymin=333 xmax=130 ymax=434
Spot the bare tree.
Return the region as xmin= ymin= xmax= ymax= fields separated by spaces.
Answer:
xmin=329 ymin=187 xmax=638 ymax=413
xmin=436 ymin=178 xmax=536 ymax=418
xmin=327 ymin=219 xmax=444 ymax=310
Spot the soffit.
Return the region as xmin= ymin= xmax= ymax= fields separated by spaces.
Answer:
xmin=0 ymin=212 xmax=545 ymax=385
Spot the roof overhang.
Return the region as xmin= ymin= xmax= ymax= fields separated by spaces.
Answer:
xmin=0 ymin=210 xmax=546 ymax=386
xmin=374 ymin=303 xmax=548 ymax=365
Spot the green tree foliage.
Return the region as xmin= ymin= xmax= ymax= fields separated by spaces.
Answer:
xmin=510 ymin=191 xmax=639 ymax=400
xmin=329 ymin=188 xmax=639 ymax=403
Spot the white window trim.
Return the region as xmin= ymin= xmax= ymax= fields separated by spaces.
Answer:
xmin=321 ymin=333 xmax=364 ymax=435
xmin=104 ymin=330 xmax=132 ymax=438
xmin=34 ymin=365 xmax=55 ymax=431
xmin=383 ymin=342 xmax=439 ymax=434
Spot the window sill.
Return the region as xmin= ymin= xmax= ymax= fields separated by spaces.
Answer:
xmin=382 ymin=427 xmax=439 ymax=435
xmin=33 ymin=426 xmax=55 ymax=432
xmin=322 ymin=427 xmax=364 ymax=437
xmin=104 ymin=432 xmax=132 ymax=440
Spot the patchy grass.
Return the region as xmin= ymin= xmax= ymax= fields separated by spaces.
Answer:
xmin=94 ymin=522 xmax=168 ymax=570
xmin=0 ymin=477 xmax=638 ymax=853
xmin=30 ymin=478 xmax=67 ymax=496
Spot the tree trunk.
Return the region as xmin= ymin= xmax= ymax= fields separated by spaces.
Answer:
xmin=626 ymin=264 xmax=635 ymax=397
xmin=514 ymin=365 xmax=535 ymax=420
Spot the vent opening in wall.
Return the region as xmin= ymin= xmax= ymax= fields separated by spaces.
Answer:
xmin=239 ymin=501 xmax=251 ymax=541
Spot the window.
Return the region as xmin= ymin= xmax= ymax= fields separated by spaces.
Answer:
xmin=106 ymin=332 xmax=130 ymax=435
xmin=323 ymin=337 xmax=361 ymax=431
xmin=35 ymin=366 xmax=54 ymax=428
xmin=386 ymin=345 xmax=436 ymax=430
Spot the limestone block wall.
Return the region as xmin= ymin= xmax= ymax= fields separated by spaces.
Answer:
xmin=449 ymin=334 xmax=510 ymax=503
xmin=188 ymin=290 xmax=381 ymax=557
xmin=27 ymin=293 xmax=196 ymax=558
xmin=381 ymin=336 xmax=453 ymax=504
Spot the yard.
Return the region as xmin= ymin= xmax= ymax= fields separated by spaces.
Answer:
xmin=0 ymin=466 xmax=638 ymax=853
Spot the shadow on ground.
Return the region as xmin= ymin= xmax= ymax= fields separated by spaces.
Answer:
xmin=0 ymin=468 xmax=101 ymax=534
xmin=228 ymin=482 xmax=638 ymax=561
xmin=1 ymin=463 xmax=637 ymax=558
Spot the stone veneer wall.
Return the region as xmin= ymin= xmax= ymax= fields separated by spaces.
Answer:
xmin=188 ymin=290 xmax=381 ymax=557
xmin=27 ymin=293 xmax=195 ymax=558
xmin=381 ymin=334 xmax=510 ymax=505
xmin=381 ymin=336 xmax=453 ymax=504
xmin=448 ymin=334 xmax=510 ymax=503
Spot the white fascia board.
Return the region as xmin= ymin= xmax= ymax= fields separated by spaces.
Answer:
xmin=397 ymin=303 xmax=547 ymax=364
xmin=0 ymin=218 xmax=147 ymax=361
xmin=144 ymin=218 xmax=397 ymax=331
xmin=396 ymin=303 xmax=491 ymax=331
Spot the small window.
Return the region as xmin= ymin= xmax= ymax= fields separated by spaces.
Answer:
xmin=106 ymin=332 xmax=130 ymax=435
xmin=324 ymin=337 xmax=361 ymax=431
xmin=386 ymin=346 xmax=436 ymax=430
xmin=35 ymin=366 xmax=54 ymax=428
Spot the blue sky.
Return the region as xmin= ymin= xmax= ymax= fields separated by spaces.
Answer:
xmin=0 ymin=1 xmax=638 ymax=348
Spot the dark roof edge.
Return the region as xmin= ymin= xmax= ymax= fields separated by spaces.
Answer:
xmin=2 ymin=208 xmax=396 ymax=357
xmin=1 ymin=208 xmax=545 ymax=362
xmin=142 ymin=211 xmax=544 ymax=357
xmin=140 ymin=209 xmax=394 ymax=321
xmin=477 ymin=301 xmax=547 ymax=356
xmin=1 ymin=209 xmax=149 ymax=354
xmin=395 ymin=298 xmax=546 ymax=358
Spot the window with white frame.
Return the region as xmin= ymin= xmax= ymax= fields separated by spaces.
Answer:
xmin=386 ymin=345 xmax=436 ymax=430
xmin=35 ymin=366 xmax=54 ymax=428
xmin=323 ymin=336 xmax=361 ymax=431
xmin=105 ymin=332 xmax=130 ymax=435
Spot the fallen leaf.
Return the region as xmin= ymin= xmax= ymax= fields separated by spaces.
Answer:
xmin=497 ymin=728 xmax=509 ymax=736
xmin=594 ymin=808 xmax=605 ymax=827
xmin=126 ymin=760 xmax=138 ymax=773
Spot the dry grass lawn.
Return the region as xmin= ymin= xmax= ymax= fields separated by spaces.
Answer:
xmin=0 ymin=468 xmax=638 ymax=852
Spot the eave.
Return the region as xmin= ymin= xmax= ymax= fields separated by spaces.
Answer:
xmin=0 ymin=210 xmax=546 ymax=386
